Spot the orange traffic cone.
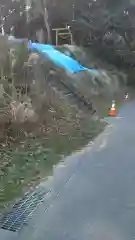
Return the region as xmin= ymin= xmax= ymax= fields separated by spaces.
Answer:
xmin=108 ymin=100 xmax=117 ymax=117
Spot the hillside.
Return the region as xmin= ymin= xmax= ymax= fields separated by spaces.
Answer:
xmin=0 ymin=40 xmax=131 ymax=212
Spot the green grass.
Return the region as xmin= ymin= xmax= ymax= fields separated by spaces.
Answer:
xmin=0 ymin=119 xmax=106 ymax=210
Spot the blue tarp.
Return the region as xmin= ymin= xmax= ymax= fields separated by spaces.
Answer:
xmin=28 ymin=42 xmax=96 ymax=74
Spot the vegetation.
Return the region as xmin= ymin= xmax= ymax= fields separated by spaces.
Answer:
xmin=0 ymin=39 xmax=109 ymax=210
xmin=0 ymin=0 xmax=135 ymax=70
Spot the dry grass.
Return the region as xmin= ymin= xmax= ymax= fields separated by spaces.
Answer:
xmin=0 ymin=42 xmax=128 ymax=210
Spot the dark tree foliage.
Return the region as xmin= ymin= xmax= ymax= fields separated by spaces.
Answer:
xmin=1 ymin=0 xmax=135 ymax=65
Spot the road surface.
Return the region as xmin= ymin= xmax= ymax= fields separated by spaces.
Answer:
xmin=16 ymin=100 xmax=135 ymax=240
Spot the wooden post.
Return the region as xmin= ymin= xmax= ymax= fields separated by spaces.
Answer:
xmin=56 ymin=29 xmax=58 ymax=45
xmin=71 ymin=33 xmax=73 ymax=44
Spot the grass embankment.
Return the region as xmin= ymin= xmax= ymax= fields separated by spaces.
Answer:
xmin=0 ymin=43 xmax=127 ymax=212
xmin=0 ymin=87 xmax=106 ymax=211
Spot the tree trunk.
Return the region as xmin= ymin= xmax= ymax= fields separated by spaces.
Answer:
xmin=41 ymin=0 xmax=52 ymax=44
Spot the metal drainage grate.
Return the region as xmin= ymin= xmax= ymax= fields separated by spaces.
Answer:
xmin=0 ymin=187 xmax=49 ymax=232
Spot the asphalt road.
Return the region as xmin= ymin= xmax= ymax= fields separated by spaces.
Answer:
xmin=18 ymin=100 xmax=135 ymax=240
